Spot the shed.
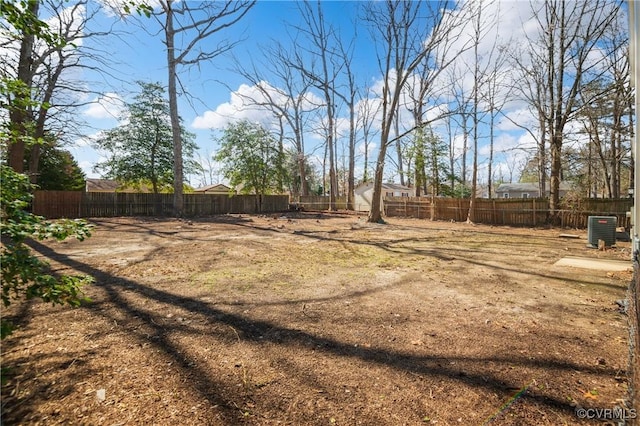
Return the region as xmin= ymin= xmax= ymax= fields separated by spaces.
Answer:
xmin=354 ymin=182 xmax=411 ymax=212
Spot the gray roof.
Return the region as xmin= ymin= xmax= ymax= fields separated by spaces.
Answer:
xmin=496 ymin=183 xmax=539 ymax=192
xmin=381 ymin=183 xmax=411 ymax=191
xmin=496 ymin=182 xmax=573 ymax=192
xmin=355 ymin=182 xmax=411 ymax=191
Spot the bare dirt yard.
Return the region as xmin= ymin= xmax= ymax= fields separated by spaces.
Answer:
xmin=1 ymin=212 xmax=634 ymax=425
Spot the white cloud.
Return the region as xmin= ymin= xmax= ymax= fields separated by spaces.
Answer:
xmin=478 ymin=133 xmax=520 ymax=158
xmin=45 ymin=4 xmax=86 ymax=47
xmin=335 ymin=117 xmax=351 ymax=138
xmin=300 ymin=90 xmax=324 ymax=111
xmin=357 ymin=141 xmax=377 ymax=156
xmin=74 ymin=131 xmax=104 ymax=148
xmin=356 ymin=97 xmax=383 ymax=131
xmin=497 ymin=108 xmax=536 ymax=132
xmin=192 ymin=82 xmax=328 ymax=133
xmin=78 ymin=160 xmax=100 ymax=179
xmin=84 ymin=93 xmax=125 ymax=120
xmin=192 ymin=82 xmax=287 ymax=130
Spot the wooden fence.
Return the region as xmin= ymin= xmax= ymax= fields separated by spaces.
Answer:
xmin=384 ymin=196 xmax=633 ymax=229
xmin=291 ymin=195 xmax=348 ymax=210
xmin=32 ymin=191 xmax=632 ymax=229
xmin=33 ymin=191 xmax=290 ymax=219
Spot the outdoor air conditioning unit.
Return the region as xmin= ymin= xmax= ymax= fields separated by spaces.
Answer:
xmin=587 ymin=216 xmax=617 ymax=248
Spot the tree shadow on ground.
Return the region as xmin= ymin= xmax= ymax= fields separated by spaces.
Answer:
xmin=12 ymin=238 xmax=620 ymax=423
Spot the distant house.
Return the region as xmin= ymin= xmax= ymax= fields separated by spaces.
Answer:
xmin=85 ymin=178 xmax=119 ymax=192
xmin=354 ymin=182 xmax=412 ymax=212
xmin=495 ymin=182 xmax=573 ymax=199
xmin=85 ymin=179 xmax=158 ymax=193
xmin=193 ymin=183 xmax=234 ymax=195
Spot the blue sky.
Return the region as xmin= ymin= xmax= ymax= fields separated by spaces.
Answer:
xmin=72 ymin=1 xmax=376 ymax=185
xmin=41 ymin=0 xmax=628 ymax=189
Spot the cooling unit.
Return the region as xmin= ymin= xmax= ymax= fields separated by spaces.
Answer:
xmin=587 ymin=216 xmax=617 ymax=248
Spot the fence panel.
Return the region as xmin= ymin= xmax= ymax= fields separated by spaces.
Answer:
xmin=382 ymin=196 xmax=631 ymax=229
xmin=384 ymin=197 xmax=431 ymax=219
xmin=32 ymin=191 xmax=83 ymax=219
xmin=294 ymin=196 xmax=347 ymax=210
xmin=260 ymin=195 xmax=290 ymax=213
xmin=34 ymin=191 xmax=290 ymax=218
xmin=33 ymin=191 xmax=632 ymax=228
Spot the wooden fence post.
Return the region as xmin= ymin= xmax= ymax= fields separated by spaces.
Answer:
xmin=532 ymin=199 xmax=536 ymax=226
xmin=492 ymin=200 xmax=496 ymax=224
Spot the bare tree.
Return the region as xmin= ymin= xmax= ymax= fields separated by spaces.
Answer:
xmin=466 ymin=3 xmax=482 ymax=223
xmin=289 ymin=0 xmax=342 ymax=210
xmin=333 ymin=34 xmax=358 ymax=209
xmin=155 ymin=0 xmax=254 ymax=216
xmin=464 ymin=0 xmax=499 ymax=222
xmin=446 ymin=67 xmax=472 ymax=193
xmin=599 ymin=11 xmax=633 ymax=198
xmin=444 ymin=113 xmax=459 ymax=193
xmin=231 ymin=40 xmax=320 ymax=196
xmin=393 ymin=114 xmax=406 ymax=187
xmin=362 ymin=0 xmax=470 ymax=223
xmin=195 ymin=151 xmax=222 ymax=187
xmin=2 ymin=0 xmax=117 ymax=181
xmin=406 ymin=60 xmax=456 ymax=198
xmin=577 ymin=25 xmax=632 ymax=201
xmin=356 ymin=85 xmax=381 ymax=184
xmin=506 ymin=36 xmax=550 ymax=197
xmin=513 ymin=0 xmax=622 ymax=220
xmin=481 ymin=51 xmax=511 ymax=199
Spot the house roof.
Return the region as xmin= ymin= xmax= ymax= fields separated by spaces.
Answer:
xmin=355 ymin=181 xmax=411 ymax=191
xmin=495 ymin=182 xmax=539 ymax=192
xmin=85 ymin=178 xmax=119 ymax=192
xmin=381 ymin=183 xmax=411 ymax=192
xmin=85 ymin=179 xmax=160 ymax=193
xmin=496 ymin=182 xmax=573 ymax=192
xmin=194 ymin=183 xmax=231 ymax=192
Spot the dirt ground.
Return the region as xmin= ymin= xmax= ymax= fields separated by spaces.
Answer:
xmin=1 ymin=212 xmax=635 ymax=425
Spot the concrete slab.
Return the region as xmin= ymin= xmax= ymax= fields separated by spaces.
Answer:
xmin=554 ymin=256 xmax=632 ymax=271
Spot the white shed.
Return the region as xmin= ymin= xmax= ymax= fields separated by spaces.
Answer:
xmin=354 ymin=182 xmax=412 ymax=212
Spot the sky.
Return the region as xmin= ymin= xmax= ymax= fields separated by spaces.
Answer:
xmin=71 ymin=0 xmax=383 ymax=186
xmin=22 ymin=0 xmax=629 ymax=189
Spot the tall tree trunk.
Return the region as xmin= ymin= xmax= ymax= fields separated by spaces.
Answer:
xmin=467 ymin=6 xmax=480 ymax=223
xmin=395 ymin=116 xmax=404 ymax=186
xmin=297 ymin=139 xmax=308 ymax=195
xmin=276 ymin=115 xmax=285 ymax=193
xmin=447 ymin=118 xmax=455 ymax=192
xmin=324 ymin=90 xmax=336 ymax=210
xmin=8 ymin=0 xmax=39 ymax=173
xmin=538 ymin=122 xmax=547 ymax=197
xmin=369 ymin=145 xmax=387 ymax=222
xmin=488 ymin=109 xmax=494 ymax=199
xmin=611 ymin=95 xmax=621 ymax=198
xmin=549 ymin=134 xmax=562 ymax=214
xmin=347 ymin=102 xmax=355 ymax=209
xmin=165 ymin=2 xmax=184 ymax=217
xmin=461 ymin=119 xmax=468 ymax=190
